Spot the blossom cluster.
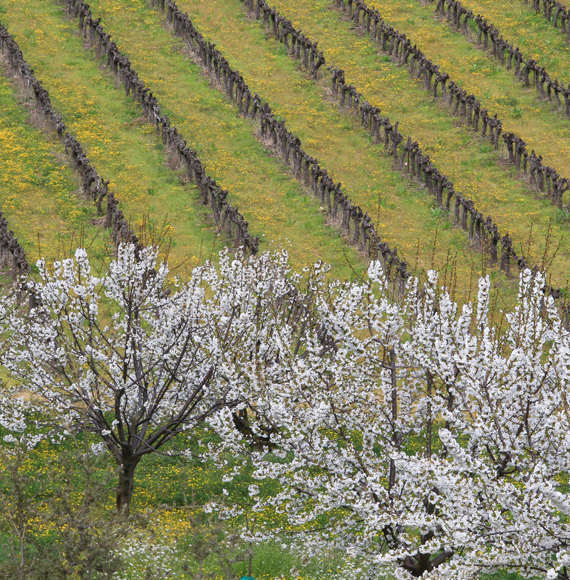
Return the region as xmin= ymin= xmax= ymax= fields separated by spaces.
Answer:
xmin=1 ymin=244 xmax=569 ymax=579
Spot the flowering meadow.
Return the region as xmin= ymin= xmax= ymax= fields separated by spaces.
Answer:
xmin=0 ymin=55 xmax=107 ymax=267
xmin=1 ymin=0 xmax=367 ymax=277
xmin=0 ymin=420 xmax=342 ymax=580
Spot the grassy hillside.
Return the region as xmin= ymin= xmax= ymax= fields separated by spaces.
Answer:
xmin=146 ymin=0 xmax=499 ymax=299
xmin=38 ymin=0 xmax=368 ymax=277
xmin=0 ymin=64 xmax=108 ymax=266
xmin=252 ymin=0 xmax=570 ymax=289
xmin=367 ymin=0 xmax=570 ymax=172
xmin=1 ymin=0 xmax=225 ymax=272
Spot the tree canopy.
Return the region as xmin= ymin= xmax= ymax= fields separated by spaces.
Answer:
xmin=2 ymin=245 xmax=570 ymax=579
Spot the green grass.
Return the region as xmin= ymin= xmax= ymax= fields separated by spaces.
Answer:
xmin=0 ymin=429 xmax=349 ymax=580
xmin=0 ymin=62 xmax=109 ymax=267
xmin=458 ymin=0 xmax=570 ymax=80
xmin=367 ymin=0 xmax=570 ymax=176
xmin=0 ymin=417 xmax=537 ymax=580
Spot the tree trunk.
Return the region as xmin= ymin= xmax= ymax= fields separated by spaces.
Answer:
xmin=116 ymin=454 xmax=139 ymax=516
xmin=388 ymin=348 xmax=399 ymax=491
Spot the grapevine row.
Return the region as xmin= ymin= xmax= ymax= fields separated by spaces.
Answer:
xmin=64 ymin=0 xmax=260 ymax=256
xmin=236 ymin=0 xmax=548 ymax=283
xmin=431 ymin=0 xmax=570 ymax=119
xmin=335 ymin=0 xmax=570 ymax=214
xmin=524 ymin=0 xmax=569 ymax=42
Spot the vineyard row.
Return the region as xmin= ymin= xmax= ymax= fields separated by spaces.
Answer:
xmin=237 ymin=0 xmax=557 ymax=287
xmin=3 ymin=0 xmax=567 ymax=297
xmin=70 ymin=0 xmax=263 ymax=256
xmin=0 ymin=19 xmax=151 ymax=269
xmin=529 ymin=0 xmax=570 ymax=41
xmin=339 ymin=0 xmax=570 ymax=215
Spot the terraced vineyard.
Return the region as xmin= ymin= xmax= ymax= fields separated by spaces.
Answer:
xmin=2 ymin=0 xmax=570 ymax=298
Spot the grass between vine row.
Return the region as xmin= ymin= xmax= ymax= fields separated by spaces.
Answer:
xmin=458 ymin=0 xmax=570 ymax=80
xmin=1 ymin=0 xmax=569 ymax=291
xmin=0 ymin=0 xmax=219 ymax=273
xmin=11 ymin=0 xmax=372 ymax=278
xmin=3 ymin=0 xmax=567 ymax=303
xmin=1 ymin=0 xmax=366 ymax=279
xmin=0 ymin=63 xmax=110 ymax=266
xmin=367 ymin=0 xmax=570 ymax=172
xmin=172 ymin=0 xmax=514 ymax=294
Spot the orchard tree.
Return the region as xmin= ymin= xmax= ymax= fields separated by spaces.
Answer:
xmin=206 ymin=264 xmax=570 ymax=580
xmin=4 ymin=244 xmax=316 ymax=516
xmin=4 ymin=244 xmax=248 ymax=515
